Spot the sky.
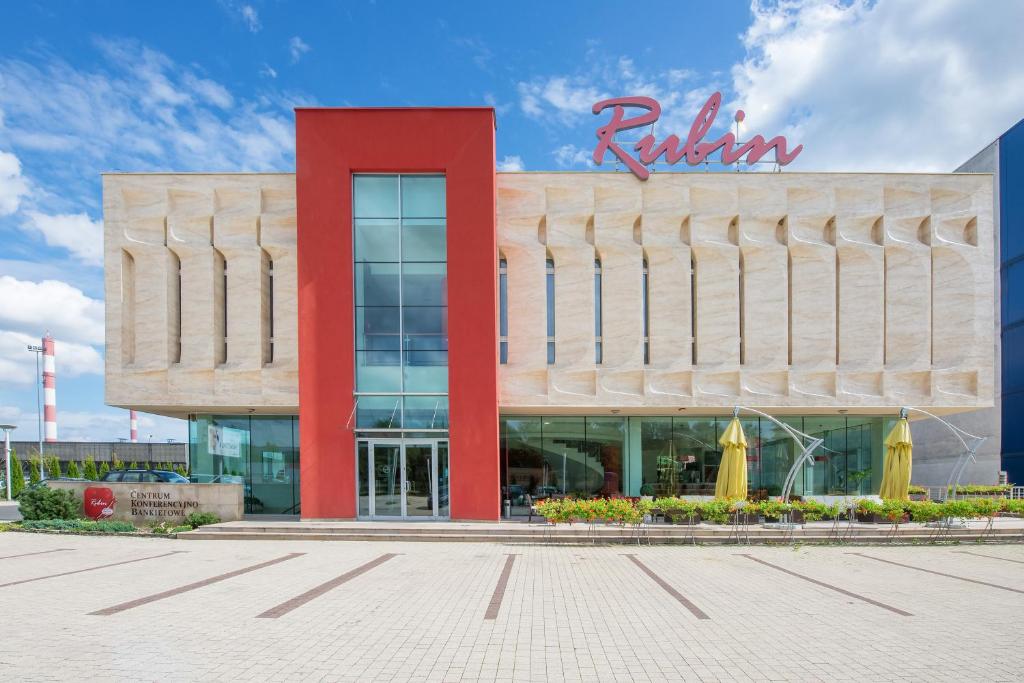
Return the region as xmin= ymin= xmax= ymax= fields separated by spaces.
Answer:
xmin=1 ymin=0 xmax=1023 ymax=443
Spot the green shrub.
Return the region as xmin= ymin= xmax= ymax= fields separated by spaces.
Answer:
xmin=112 ymin=457 xmax=124 ymax=470
xmin=972 ymin=498 xmax=1001 ymax=518
xmin=796 ymin=499 xmax=830 ymax=522
xmin=951 ymin=484 xmax=1012 ymax=495
xmin=66 ymin=461 xmax=81 ymax=478
xmin=1001 ymin=499 xmax=1024 ymax=515
xmin=175 ymin=464 xmax=188 ymax=478
xmin=128 ymin=461 xmax=139 ymax=469
xmin=908 ymin=485 xmax=928 ymax=495
xmin=99 ymin=461 xmax=110 ymax=478
xmin=28 ymin=456 xmax=41 ymax=484
xmin=941 ymin=499 xmax=977 ymax=520
xmin=185 ymin=511 xmax=221 ymax=529
xmin=83 ymin=457 xmax=98 ymax=481
xmin=21 ymin=519 xmax=135 ymax=533
xmin=697 ymin=499 xmax=731 ymax=524
xmin=18 ymin=487 xmax=78 ymax=521
xmin=44 ymin=455 xmax=61 ymax=478
xmin=10 ymin=450 xmax=25 ymax=498
xmin=910 ymin=501 xmax=942 ymax=523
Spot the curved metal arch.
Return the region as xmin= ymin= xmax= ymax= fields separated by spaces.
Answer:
xmin=732 ymin=406 xmax=825 ymax=502
xmin=901 ymin=406 xmax=987 ymax=501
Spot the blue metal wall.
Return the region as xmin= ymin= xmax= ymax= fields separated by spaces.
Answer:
xmin=1000 ymin=119 xmax=1024 ymax=483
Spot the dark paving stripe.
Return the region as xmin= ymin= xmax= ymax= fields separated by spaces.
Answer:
xmin=0 ymin=548 xmax=73 ymax=560
xmin=257 ymin=553 xmax=398 ymax=619
xmin=624 ymin=554 xmax=710 ymax=620
xmin=851 ymin=552 xmax=1024 ymax=595
xmin=0 ymin=551 xmax=185 ymax=589
xmin=91 ymin=553 xmax=305 ymax=616
xmin=954 ymin=550 xmax=1024 ymax=566
xmin=741 ymin=554 xmax=911 ymax=616
xmin=484 ymin=554 xmax=517 ymax=620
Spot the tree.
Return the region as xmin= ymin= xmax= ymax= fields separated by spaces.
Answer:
xmin=66 ymin=461 xmax=81 ymax=478
xmin=10 ymin=450 xmax=25 ymax=498
xmin=175 ymin=464 xmax=188 ymax=478
xmin=45 ymin=455 xmax=61 ymax=478
xmin=128 ymin=461 xmax=139 ymax=469
xmin=99 ymin=461 xmax=110 ymax=478
xmin=112 ymin=456 xmax=123 ymax=470
xmin=83 ymin=457 xmax=98 ymax=481
xmin=28 ymin=456 xmax=41 ymax=484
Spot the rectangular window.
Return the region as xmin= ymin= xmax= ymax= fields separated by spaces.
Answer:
xmin=169 ymin=250 xmax=181 ymax=364
xmin=214 ymin=250 xmax=227 ymax=365
xmin=546 ymin=257 xmax=555 ymax=364
xmin=499 ymin=257 xmax=508 ymax=364
xmin=595 ymin=258 xmax=603 ymax=364
xmin=353 ymin=174 xmax=448 ymax=428
xmin=642 ymin=258 xmax=650 ymax=364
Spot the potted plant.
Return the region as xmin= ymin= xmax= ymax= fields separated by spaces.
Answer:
xmin=855 ymin=498 xmax=884 ymax=523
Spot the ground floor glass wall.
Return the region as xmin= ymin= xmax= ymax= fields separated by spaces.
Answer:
xmin=500 ymin=415 xmax=890 ymax=515
xmin=189 ymin=415 xmax=300 ymax=515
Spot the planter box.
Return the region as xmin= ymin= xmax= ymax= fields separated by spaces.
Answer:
xmin=856 ymin=512 xmax=909 ymax=524
xmin=664 ymin=510 xmax=701 ymax=525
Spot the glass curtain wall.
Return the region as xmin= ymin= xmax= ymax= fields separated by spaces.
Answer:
xmin=499 ymin=416 xmax=625 ymax=515
xmin=635 ymin=416 xmax=889 ymax=498
xmin=189 ymin=414 xmax=300 ymax=514
xmin=353 ymin=174 xmax=448 ymax=430
xmin=500 ymin=414 xmax=891 ymax=513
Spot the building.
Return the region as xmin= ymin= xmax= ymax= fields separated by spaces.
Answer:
xmin=102 ymin=107 xmax=996 ymax=519
xmin=913 ymin=117 xmax=1023 ymax=486
xmin=8 ymin=441 xmax=187 ymax=469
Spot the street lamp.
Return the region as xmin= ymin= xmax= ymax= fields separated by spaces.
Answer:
xmin=1 ymin=424 xmax=15 ymax=501
xmin=26 ymin=344 xmax=43 ymax=480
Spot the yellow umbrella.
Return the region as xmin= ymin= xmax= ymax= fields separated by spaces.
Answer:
xmin=715 ymin=417 xmax=748 ymax=500
xmin=879 ymin=417 xmax=913 ymax=500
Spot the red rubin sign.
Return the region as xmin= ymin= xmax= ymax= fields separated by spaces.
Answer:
xmin=592 ymin=92 xmax=802 ymax=180
xmin=83 ymin=486 xmax=116 ymax=520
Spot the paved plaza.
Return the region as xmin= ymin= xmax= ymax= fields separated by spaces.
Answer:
xmin=0 ymin=532 xmax=1022 ymax=682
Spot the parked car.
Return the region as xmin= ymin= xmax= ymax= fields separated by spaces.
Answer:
xmin=100 ymin=469 xmax=189 ymax=483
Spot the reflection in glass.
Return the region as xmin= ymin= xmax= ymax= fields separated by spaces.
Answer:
xmin=355 ymin=263 xmax=400 ymax=307
xmin=400 ymin=176 xmax=445 ymax=218
xmin=403 ymin=396 xmax=448 ymax=429
xmin=358 ymin=441 xmax=369 ymax=516
xmin=401 ymin=263 xmax=447 ymax=306
xmin=355 ymin=219 xmax=399 ymax=262
xmin=354 ymin=176 xmax=399 ymax=218
xmin=356 ymin=396 xmax=402 ymax=429
xmin=404 ymin=444 xmax=434 ymax=517
xmin=372 ymin=444 xmax=402 ymax=516
xmin=437 ymin=441 xmax=450 ymax=517
xmin=401 ymin=220 xmax=446 ymax=261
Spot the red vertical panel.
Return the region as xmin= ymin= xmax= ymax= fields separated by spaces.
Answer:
xmin=296 ymin=108 xmax=498 ymax=521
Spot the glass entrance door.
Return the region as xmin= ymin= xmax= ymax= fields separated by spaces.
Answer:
xmin=358 ymin=439 xmax=449 ymax=519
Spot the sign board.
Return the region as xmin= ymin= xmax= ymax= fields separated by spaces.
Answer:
xmin=208 ymin=424 xmax=245 ymax=458
xmin=47 ymin=481 xmax=244 ymax=525
xmin=592 ymin=91 xmax=802 ymax=180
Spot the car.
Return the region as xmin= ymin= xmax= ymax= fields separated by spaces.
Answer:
xmin=24 ymin=476 xmax=89 ymax=491
xmin=99 ymin=469 xmax=189 ymax=483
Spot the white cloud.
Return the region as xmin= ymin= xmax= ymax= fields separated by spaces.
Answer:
xmin=496 ymin=155 xmax=525 ymax=172
xmin=0 ymin=330 xmax=102 ymax=385
xmin=0 ymin=38 xmax=298 ymax=193
xmin=22 ymin=211 xmax=103 ymax=266
xmin=518 ymin=77 xmax=609 ymax=124
xmin=0 ymin=149 xmax=29 ymax=216
xmin=553 ymin=144 xmax=594 ymax=169
xmin=0 ymin=275 xmax=104 ymax=346
xmin=240 ymin=4 xmax=261 ymax=32
xmin=730 ymin=0 xmax=1024 ymax=171
xmin=289 ymin=36 xmax=311 ymax=64
xmin=260 ymin=63 xmax=278 ymax=79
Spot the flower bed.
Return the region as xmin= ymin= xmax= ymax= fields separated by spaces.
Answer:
xmin=531 ymin=496 xmax=1024 ymax=525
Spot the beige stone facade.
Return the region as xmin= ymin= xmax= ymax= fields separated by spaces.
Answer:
xmin=104 ymin=171 xmax=993 ymax=417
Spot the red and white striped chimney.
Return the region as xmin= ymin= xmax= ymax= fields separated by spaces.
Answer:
xmin=42 ymin=333 xmax=57 ymax=442
xmin=130 ymin=410 xmax=138 ymax=443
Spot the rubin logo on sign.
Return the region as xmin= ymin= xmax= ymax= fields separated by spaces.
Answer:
xmin=592 ymin=92 xmax=802 ymax=180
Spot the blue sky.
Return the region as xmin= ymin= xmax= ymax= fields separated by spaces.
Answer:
xmin=1 ymin=0 xmax=1023 ymax=442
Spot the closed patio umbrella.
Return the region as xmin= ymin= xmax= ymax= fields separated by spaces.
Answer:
xmin=879 ymin=417 xmax=913 ymax=500
xmin=715 ymin=417 xmax=748 ymax=500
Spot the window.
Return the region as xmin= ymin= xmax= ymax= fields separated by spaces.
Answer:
xmin=214 ymin=249 xmax=227 ymax=364
xmin=170 ymin=250 xmax=181 ymax=363
xmin=353 ymin=174 xmax=447 ymax=429
xmin=546 ymin=257 xmax=555 ymax=364
xmin=499 ymin=257 xmax=508 ymax=364
xmin=594 ymin=257 xmax=603 ymax=364
xmin=642 ymin=257 xmax=650 ymax=364
xmin=262 ymin=251 xmax=274 ymax=365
